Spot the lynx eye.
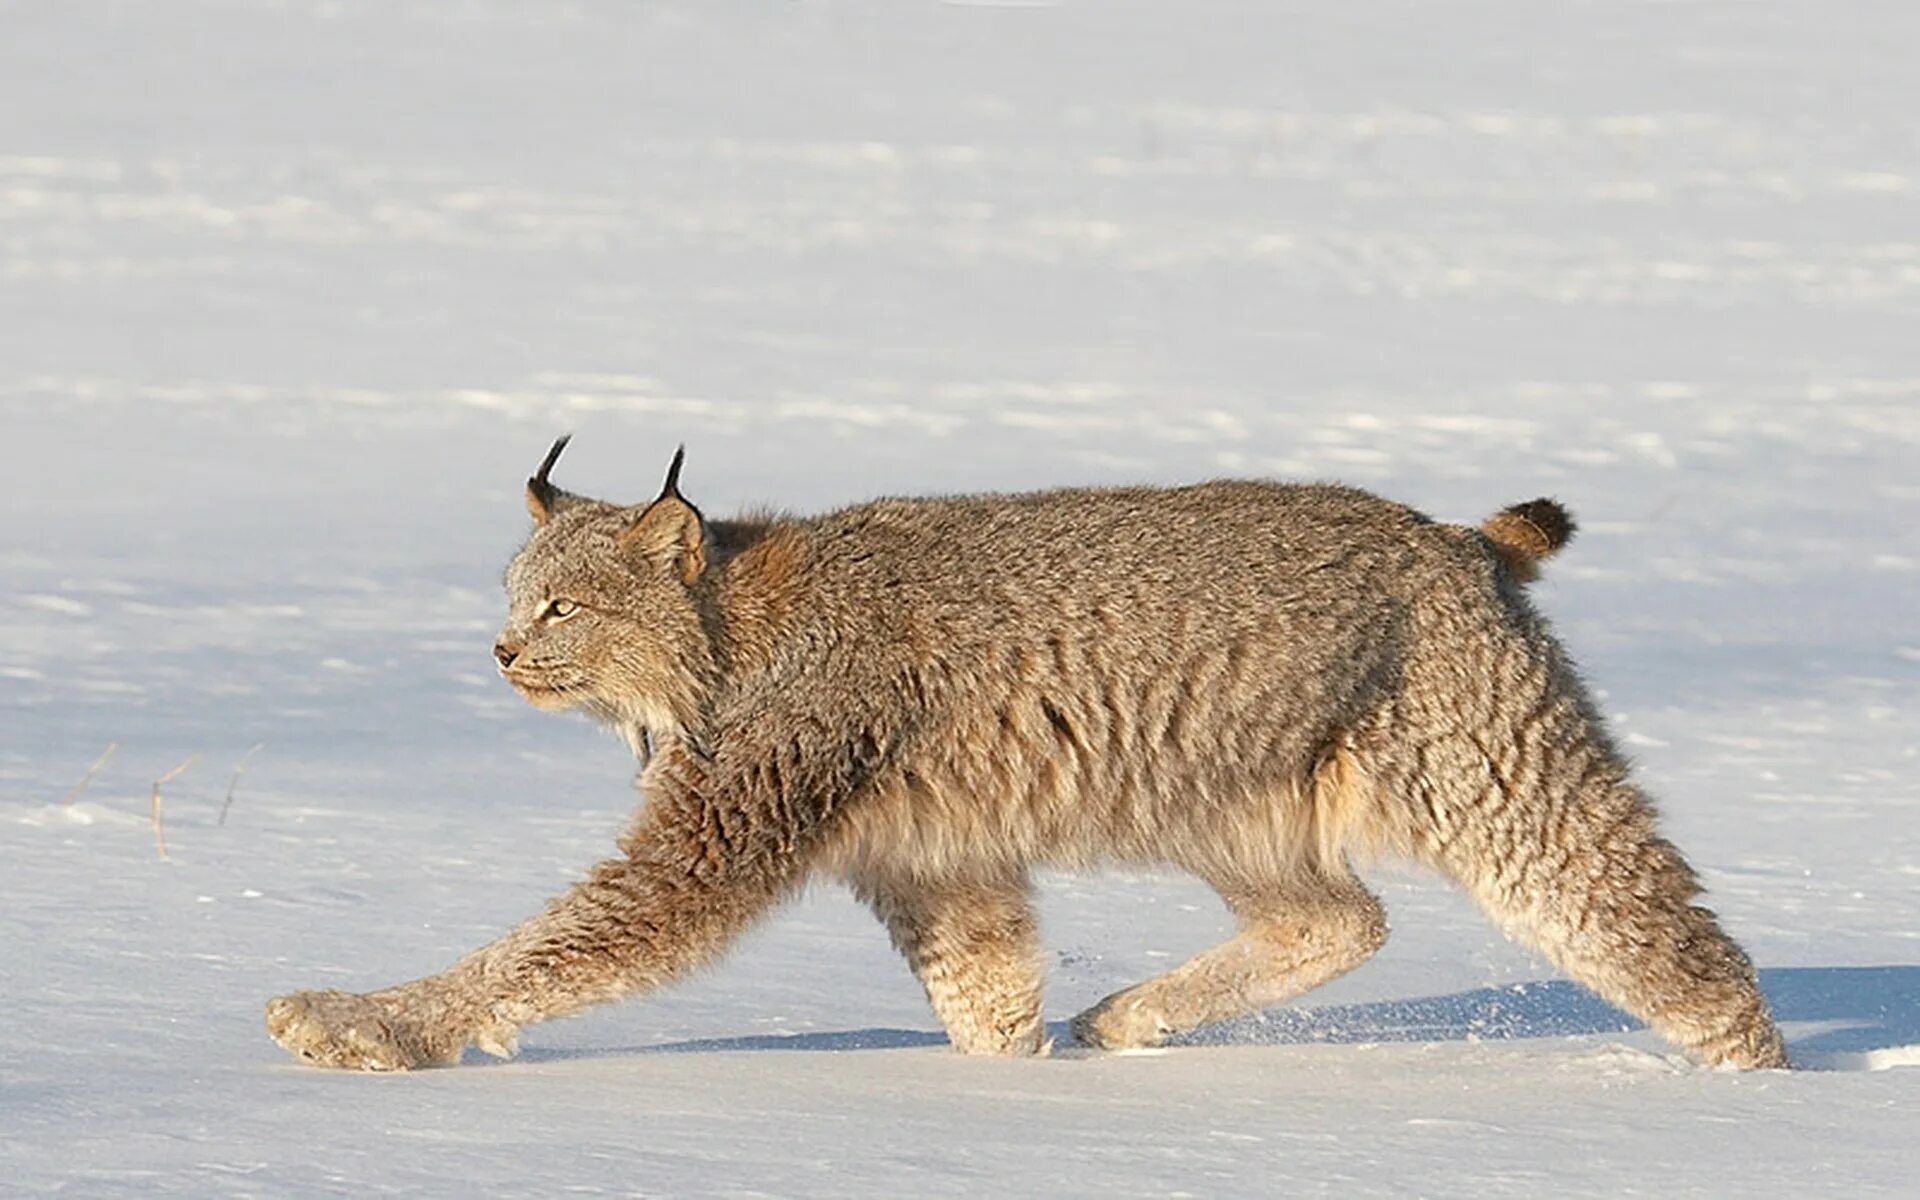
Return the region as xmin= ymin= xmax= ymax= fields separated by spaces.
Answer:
xmin=541 ymin=598 xmax=580 ymax=622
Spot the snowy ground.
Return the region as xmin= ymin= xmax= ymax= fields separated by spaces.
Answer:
xmin=4 ymin=1 xmax=1918 ymax=1195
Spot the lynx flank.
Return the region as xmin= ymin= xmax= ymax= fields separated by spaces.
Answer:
xmin=266 ymin=440 xmax=1788 ymax=1071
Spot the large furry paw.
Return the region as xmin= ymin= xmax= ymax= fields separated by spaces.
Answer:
xmin=1071 ymin=990 xmax=1173 ymax=1051
xmin=945 ymin=1018 xmax=1050 ymax=1057
xmin=1697 ymin=1017 xmax=1793 ymax=1071
xmin=265 ymin=989 xmax=466 ymax=1071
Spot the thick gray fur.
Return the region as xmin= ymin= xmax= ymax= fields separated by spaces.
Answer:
xmin=267 ymin=445 xmax=1786 ymax=1071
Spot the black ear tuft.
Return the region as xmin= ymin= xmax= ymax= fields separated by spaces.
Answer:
xmin=621 ymin=446 xmax=705 ymax=583
xmin=526 ymin=433 xmax=574 ymax=524
xmin=658 ymin=445 xmax=688 ymax=503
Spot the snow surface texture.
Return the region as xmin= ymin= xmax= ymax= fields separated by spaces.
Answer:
xmin=3 ymin=0 xmax=1917 ymax=1195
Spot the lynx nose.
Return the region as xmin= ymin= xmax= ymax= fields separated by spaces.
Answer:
xmin=494 ymin=641 xmax=520 ymax=670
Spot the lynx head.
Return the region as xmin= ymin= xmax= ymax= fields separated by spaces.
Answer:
xmin=494 ymin=436 xmax=713 ymax=736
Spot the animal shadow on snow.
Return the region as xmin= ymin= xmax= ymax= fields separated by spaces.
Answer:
xmin=516 ymin=965 xmax=1916 ymax=1064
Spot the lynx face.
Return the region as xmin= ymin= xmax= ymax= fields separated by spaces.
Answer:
xmin=497 ymin=508 xmax=622 ymax=714
xmin=493 ymin=440 xmax=711 ymax=736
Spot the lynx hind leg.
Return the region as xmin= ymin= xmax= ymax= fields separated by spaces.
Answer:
xmin=854 ymin=871 xmax=1047 ymax=1056
xmin=1402 ymin=708 xmax=1788 ymax=1070
xmin=1073 ymin=873 xmax=1387 ymax=1051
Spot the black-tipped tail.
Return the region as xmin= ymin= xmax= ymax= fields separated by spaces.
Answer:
xmin=1481 ymin=498 xmax=1576 ymax=582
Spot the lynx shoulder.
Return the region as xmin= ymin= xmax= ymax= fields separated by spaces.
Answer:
xmin=266 ymin=440 xmax=1786 ymax=1072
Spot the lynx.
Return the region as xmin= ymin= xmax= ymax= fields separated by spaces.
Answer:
xmin=266 ymin=438 xmax=1788 ymax=1071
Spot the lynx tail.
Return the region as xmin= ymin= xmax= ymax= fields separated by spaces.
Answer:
xmin=1481 ymin=498 xmax=1577 ymax=582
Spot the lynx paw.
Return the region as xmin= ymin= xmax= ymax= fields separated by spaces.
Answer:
xmin=265 ymin=989 xmax=463 ymax=1071
xmin=1696 ymin=1016 xmax=1793 ymax=1071
xmin=1071 ymin=991 xmax=1173 ymax=1051
xmin=946 ymin=1018 xmax=1049 ymax=1057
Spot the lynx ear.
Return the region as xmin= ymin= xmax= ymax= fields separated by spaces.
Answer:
xmin=619 ymin=446 xmax=706 ymax=584
xmin=525 ymin=434 xmax=578 ymax=525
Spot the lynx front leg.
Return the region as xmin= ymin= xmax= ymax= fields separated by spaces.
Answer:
xmin=1073 ymin=875 xmax=1386 ymax=1050
xmin=265 ymin=985 xmax=482 ymax=1071
xmin=267 ymin=750 xmax=811 ymax=1070
xmin=855 ymin=871 xmax=1047 ymax=1056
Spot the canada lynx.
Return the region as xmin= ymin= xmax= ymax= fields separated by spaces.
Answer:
xmin=266 ymin=438 xmax=1788 ymax=1071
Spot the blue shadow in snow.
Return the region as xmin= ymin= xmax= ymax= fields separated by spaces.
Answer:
xmin=514 ymin=965 xmax=1917 ymax=1062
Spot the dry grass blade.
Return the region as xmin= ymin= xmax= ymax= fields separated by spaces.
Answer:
xmin=218 ymin=743 xmax=266 ymax=826
xmin=151 ymin=754 xmax=200 ymax=861
xmin=62 ymin=741 xmax=119 ymax=806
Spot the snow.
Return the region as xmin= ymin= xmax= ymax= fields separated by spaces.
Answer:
xmin=3 ymin=0 xmax=1917 ymax=1194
